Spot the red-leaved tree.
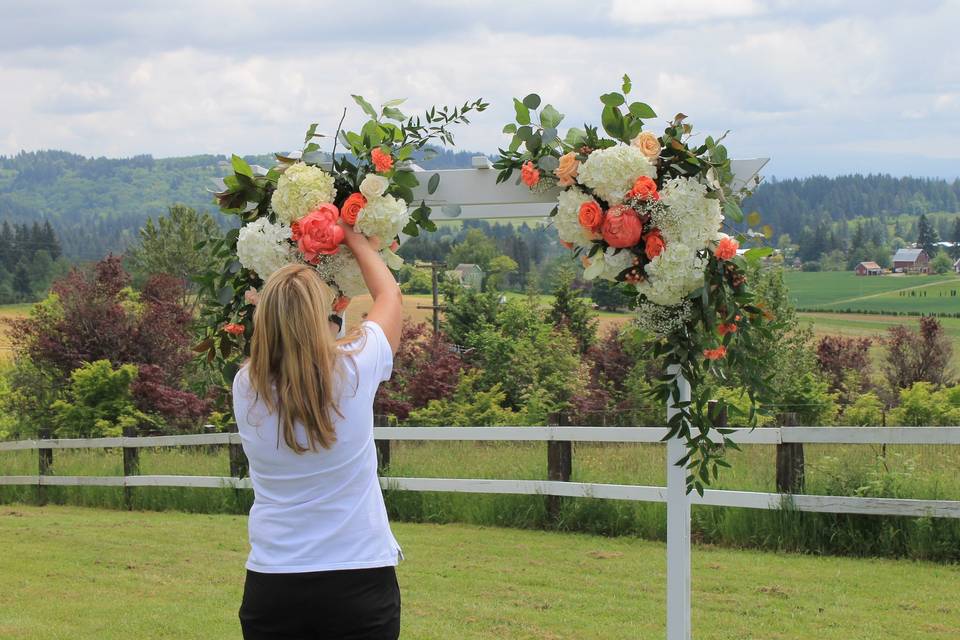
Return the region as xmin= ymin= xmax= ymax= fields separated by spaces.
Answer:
xmin=883 ymin=316 xmax=953 ymax=390
xmin=816 ymin=335 xmax=873 ymax=392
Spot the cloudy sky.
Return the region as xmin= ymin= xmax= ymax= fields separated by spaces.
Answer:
xmin=2 ymin=0 xmax=958 ymax=179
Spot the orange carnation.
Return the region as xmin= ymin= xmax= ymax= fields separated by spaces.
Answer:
xmin=715 ymin=235 xmax=739 ymax=260
xmin=628 ymin=176 xmax=659 ymax=200
xmin=521 ymin=161 xmax=540 ymax=187
xmin=341 ymin=192 xmax=367 ymax=226
xmin=223 ymin=323 xmax=244 ymax=336
xmin=578 ymin=201 xmax=604 ymax=233
xmin=703 ymin=346 xmax=727 ymax=360
xmin=370 ymin=147 xmax=393 ymax=173
xmin=644 ymin=229 xmax=665 ymax=259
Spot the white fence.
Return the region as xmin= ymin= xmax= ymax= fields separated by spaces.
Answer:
xmin=1 ymin=426 xmax=959 ymax=519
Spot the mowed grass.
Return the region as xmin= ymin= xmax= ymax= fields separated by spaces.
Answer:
xmin=1 ymin=505 xmax=958 ymax=640
xmin=783 ymin=271 xmax=960 ymax=313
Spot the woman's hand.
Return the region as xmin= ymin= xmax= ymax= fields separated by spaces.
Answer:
xmin=338 ymin=220 xmax=381 ymax=253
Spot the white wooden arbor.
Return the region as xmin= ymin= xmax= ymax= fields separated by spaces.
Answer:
xmin=402 ymin=157 xmax=769 ymax=640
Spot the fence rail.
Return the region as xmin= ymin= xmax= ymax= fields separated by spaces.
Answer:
xmin=2 ymin=426 xmax=959 ymax=519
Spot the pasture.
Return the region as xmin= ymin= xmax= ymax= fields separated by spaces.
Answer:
xmin=784 ymin=271 xmax=960 ymax=314
xmin=1 ymin=505 xmax=958 ymax=639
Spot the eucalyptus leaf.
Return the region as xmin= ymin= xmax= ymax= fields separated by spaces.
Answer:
xmin=564 ymin=127 xmax=587 ymax=146
xmin=537 ymin=155 xmax=559 ymax=171
xmin=628 ymin=102 xmax=657 ymax=119
xmin=513 ymin=98 xmax=531 ymax=125
xmin=600 ymin=92 xmax=625 ymax=107
xmin=351 ymin=94 xmax=378 ymax=119
xmin=723 ymin=201 xmax=744 ymax=223
xmin=541 ymin=127 xmax=558 ymax=143
xmin=217 ymin=285 xmax=235 ymax=306
xmin=231 ymin=155 xmax=253 ymax=178
xmin=522 ymin=93 xmax=541 ymax=109
xmin=441 ymin=204 xmax=462 ymax=218
xmin=540 ymin=104 xmax=564 ymax=129
xmin=427 ymin=172 xmax=440 ymax=195
xmin=502 ymin=123 xmax=517 ymax=134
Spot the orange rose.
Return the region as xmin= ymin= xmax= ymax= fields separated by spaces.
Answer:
xmin=644 ymin=229 xmax=665 ymax=259
xmin=223 ymin=323 xmax=244 ymax=336
xmin=521 ymin=161 xmax=540 ymax=187
xmin=370 ymin=147 xmax=393 ymax=173
xmin=718 ymin=323 xmax=738 ymax=336
xmin=333 ymin=295 xmax=351 ymax=313
xmin=601 ymin=205 xmax=644 ymax=249
xmin=628 ymin=176 xmax=659 ymax=200
xmin=715 ymin=235 xmax=739 ymax=260
xmin=291 ymin=204 xmax=344 ymax=263
xmin=554 ymin=152 xmax=580 ymax=187
xmin=703 ymin=346 xmax=727 ymax=360
xmin=631 ymin=131 xmax=661 ymax=161
xmin=341 ymin=192 xmax=367 ymax=226
xmin=578 ymin=201 xmax=604 ymax=232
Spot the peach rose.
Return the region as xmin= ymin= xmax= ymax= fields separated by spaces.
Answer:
xmin=628 ymin=176 xmax=659 ymax=201
xmin=371 ymin=147 xmax=393 ymax=173
xmin=601 ymin=205 xmax=644 ymax=249
xmin=333 ymin=295 xmax=351 ymax=313
xmin=291 ymin=204 xmax=344 ymax=263
xmin=244 ymin=287 xmax=260 ymax=306
xmin=703 ymin=346 xmax=727 ymax=360
xmin=578 ymin=201 xmax=604 ymax=233
xmin=631 ymin=132 xmax=661 ymax=161
xmin=715 ymin=235 xmax=739 ymax=261
xmin=223 ymin=323 xmax=244 ymax=336
xmin=341 ymin=192 xmax=367 ymax=226
xmin=554 ymin=152 xmax=580 ymax=187
xmin=521 ymin=161 xmax=540 ymax=187
xmin=644 ymin=229 xmax=665 ymax=259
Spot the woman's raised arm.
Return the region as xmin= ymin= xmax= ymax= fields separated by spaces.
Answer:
xmin=339 ymin=222 xmax=402 ymax=353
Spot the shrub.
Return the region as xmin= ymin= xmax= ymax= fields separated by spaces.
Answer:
xmin=406 ymin=370 xmax=518 ymax=426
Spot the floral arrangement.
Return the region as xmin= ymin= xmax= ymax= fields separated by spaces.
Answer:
xmin=195 ymin=95 xmax=487 ymax=382
xmin=495 ymin=76 xmax=777 ymax=493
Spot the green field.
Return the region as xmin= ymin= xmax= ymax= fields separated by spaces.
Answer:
xmin=784 ymin=272 xmax=960 ymax=314
xmin=1 ymin=505 xmax=958 ymax=640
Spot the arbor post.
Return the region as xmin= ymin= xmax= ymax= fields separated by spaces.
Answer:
xmin=666 ymin=365 xmax=691 ymax=640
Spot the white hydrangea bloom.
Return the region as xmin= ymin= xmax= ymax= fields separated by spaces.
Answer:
xmin=270 ymin=163 xmax=337 ymax=224
xmin=236 ymin=218 xmax=294 ymax=279
xmin=355 ymin=194 xmax=409 ymax=241
xmin=655 ymin=177 xmax=724 ymax=249
xmin=583 ymin=247 xmax=634 ymax=281
xmin=635 ymin=242 xmax=706 ymax=306
xmin=576 ymin=145 xmax=656 ymax=205
xmin=320 ymin=248 xmax=368 ymax=297
xmin=554 ymin=187 xmax=596 ymax=248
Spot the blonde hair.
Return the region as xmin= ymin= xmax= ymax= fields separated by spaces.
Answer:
xmin=248 ymin=264 xmax=362 ymax=453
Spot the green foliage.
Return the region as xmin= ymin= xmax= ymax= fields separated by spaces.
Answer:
xmin=50 ymin=360 xmax=157 ymax=438
xmin=930 ymin=250 xmax=953 ymax=274
xmin=447 ymin=228 xmax=499 ymax=272
xmin=590 ymin=279 xmax=630 ymax=310
xmin=0 ymin=358 xmax=60 ymax=440
xmin=841 ymin=391 xmax=885 ymax=426
xmin=399 ymin=266 xmax=433 ymax=294
xmin=548 ymin=266 xmax=597 ymax=353
xmin=888 ymin=382 xmax=960 ymax=426
xmin=406 ymin=370 xmax=517 ymax=426
xmin=485 ymin=254 xmax=519 ymax=291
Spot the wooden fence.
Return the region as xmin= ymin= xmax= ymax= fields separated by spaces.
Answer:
xmin=1 ymin=424 xmax=959 ymax=519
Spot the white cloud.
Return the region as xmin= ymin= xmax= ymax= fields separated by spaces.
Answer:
xmin=611 ymin=0 xmax=763 ymax=24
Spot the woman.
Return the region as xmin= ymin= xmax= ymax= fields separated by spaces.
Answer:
xmin=233 ymin=221 xmax=403 ymax=639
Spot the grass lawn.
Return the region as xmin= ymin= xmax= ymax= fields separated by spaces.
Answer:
xmin=783 ymin=271 xmax=960 ymax=313
xmin=1 ymin=505 xmax=958 ymax=640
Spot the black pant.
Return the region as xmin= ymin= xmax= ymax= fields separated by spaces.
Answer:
xmin=239 ymin=565 xmax=401 ymax=639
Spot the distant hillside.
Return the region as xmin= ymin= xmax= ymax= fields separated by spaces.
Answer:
xmin=3 ymin=150 xmax=960 ymax=260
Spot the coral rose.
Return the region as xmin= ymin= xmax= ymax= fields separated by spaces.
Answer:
xmin=703 ymin=346 xmax=727 ymax=360
xmin=631 ymin=131 xmax=662 ymax=161
xmin=521 ymin=161 xmax=540 ymax=187
xmin=223 ymin=323 xmax=244 ymax=336
xmin=332 ymin=295 xmax=351 ymax=313
xmin=578 ymin=201 xmax=604 ymax=233
xmin=370 ymin=147 xmax=393 ymax=173
xmin=341 ymin=192 xmax=367 ymax=226
xmin=715 ymin=235 xmax=739 ymax=260
xmin=554 ymin=152 xmax=580 ymax=187
xmin=628 ymin=176 xmax=659 ymax=200
xmin=601 ymin=205 xmax=644 ymax=248
xmin=644 ymin=229 xmax=665 ymax=259
xmin=291 ymin=204 xmax=344 ymax=263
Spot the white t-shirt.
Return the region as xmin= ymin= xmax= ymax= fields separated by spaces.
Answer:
xmin=232 ymin=320 xmax=402 ymax=573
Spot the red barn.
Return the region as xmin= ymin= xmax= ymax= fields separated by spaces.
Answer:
xmin=892 ymin=249 xmax=929 ymax=274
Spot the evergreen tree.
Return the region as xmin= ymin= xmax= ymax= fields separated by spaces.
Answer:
xmin=548 ymin=267 xmax=597 ymax=354
xmin=917 ymin=213 xmax=940 ymax=256
xmin=951 ymin=218 xmax=960 ymax=259
xmin=13 ymin=263 xmax=31 ymax=298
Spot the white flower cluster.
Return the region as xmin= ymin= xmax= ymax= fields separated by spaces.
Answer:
xmin=554 ymin=188 xmax=596 ymax=248
xmin=583 ymin=247 xmax=634 ymax=281
xmin=635 ymin=299 xmax=692 ymax=337
xmin=355 ymin=194 xmax=409 ymax=242
xmin=236 ymin=218 xmax=294 ymax=279
xmin=655 ymin=177 xmax=724 ymax=249
xmin=635 ymin=241 xmax=706 ymax=306
xmin=270 ymin=163 xmax=337 ymax=224
xmin=316 ymin=248 xmax=368 ymax=298
xmin=576 ymin=145 xmax=656 ymax=205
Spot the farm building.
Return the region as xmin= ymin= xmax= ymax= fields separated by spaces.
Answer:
xmin=892 ymin=248 xmax=929 ymax=274
xmin=954 ymin=257 xmax=960 ymax=274
xmin=445 ymin=263 xmax=484 ymax=289
xmin=855 ymin=261 xmax=882 ymax=276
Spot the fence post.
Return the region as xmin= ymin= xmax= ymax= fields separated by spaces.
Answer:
xmin=228 ymin=430 xmax=248 ymax=488
xmin=776 ymin=411 xmax=805 ymax=493
xmin=122 ymin=427 xmax=140 ymax=510
xmin=546 ymin=412 xmax=572 ymax=522
xmin=375 ymin=414 xmax=391 ymax=472
xmin=37 ymin=426 xmax=53 ymax=506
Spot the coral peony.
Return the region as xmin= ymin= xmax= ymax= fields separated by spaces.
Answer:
xmin=644 ymin=229 xmax=665 ymax=259
xmin=628 ymin=176 xmax=659 ymax=200
xmin=332 ymin=295 xmax=351 ymax=313
xmin=703 ymin=346 xmax=727 ymax=360
xmin=341 ymin=192 xmax=367 ymax=226
xmin=601 ymin=205 xmax=644 ymax=248
xmin=371 ymin=147 xmax=393 ymax=173
xmin=291 ymin=204 xmax=344 ymax=263
xmin=521 ymin=161 xmax=540 ymax=187
xmin=715 ymin=235 xmax=739 ymax=260
xmin=223 ymin=323 xmax=245 ymax=336
xmin=578 ymin=201 xmax=604 ymax=233
xmin=554 ymin=152 xmax=580 ymax=187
